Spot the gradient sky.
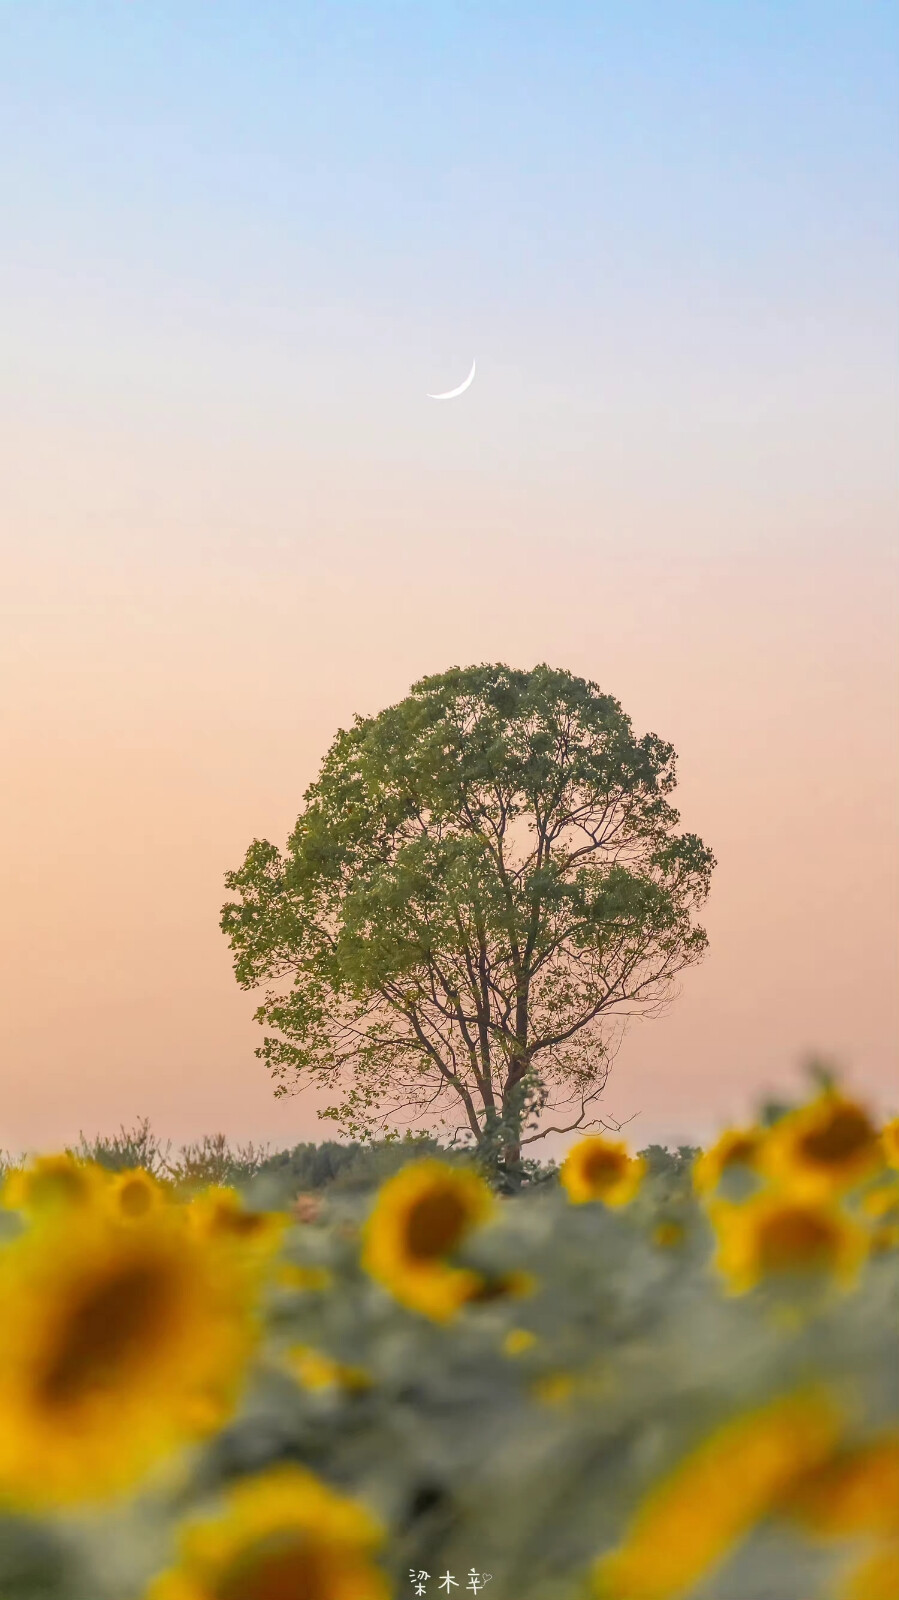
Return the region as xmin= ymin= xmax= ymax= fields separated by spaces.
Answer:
xmin=1 ymin=2 xmax=897 ymax=1158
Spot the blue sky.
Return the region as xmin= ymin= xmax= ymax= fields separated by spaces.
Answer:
xmin=3 ymin=2 xmax=895 ymax=403
xmin=1 ymin=3 xmax=897 ymax=1149
xmin=3 ymin=2 xmax=896 ymax=583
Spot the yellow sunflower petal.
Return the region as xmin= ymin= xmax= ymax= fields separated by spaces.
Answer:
xmin=861 ymin=1179 xmax=899 ymax=1222
xmin=839 ymin=1543 xmax=899 ymax=1600
xmin=782 ymin=1433 xmax=899 ymax=1539
xmin=276 ymin=1262 xmax=333 ymax=1293
xmin=592 ymin=1389 xmax=841 ymax=1600
xmin=880 ymin=1118 xmax=899 ymax=1171
xmin=285 ymin=1344 xmax=371 ymax=1394
xmin=692 ymin=1127 xmax=764 ymax=1198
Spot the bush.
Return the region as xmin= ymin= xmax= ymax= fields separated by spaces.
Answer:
xmin=73 ymin=1116 xmax=172 ymax=1177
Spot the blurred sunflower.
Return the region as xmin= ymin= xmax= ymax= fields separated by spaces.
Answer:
xmin=145 ymin=1462 xmax=389 ymax=1600
xmin=560 ymin=1136 xmax=645 ymax=1206
xmin=276 ymin=1261 xmax=333 ymax=1293
xmin=284 ymin=1344 xmax=371 ymax=1394
xmin=782 ymin=1432 xmax=899 ymax=1539
xmin=840 ymin=1544 xmax=899 ymax=1600
xmin=881 ymin=1117 xmax=899 ymax=1170
xmin=108 ymin=1168 xmax=169 ymax=1220
xmin=186 ymin=1186 xmax=287 ymax=1257
xmin=592 ymin=1389 xmax=841 ymax=1600
xmin=710 ymin=1191 xmax=869 ymax=1295
xmin=861 ymin=1179 xmax=899 ymax=1222
xmin=1 ymin=1153 xmax=108 ymax=1217
xmin=532 ymin=1371 xmax=576 ymax=1407
xmin=692 ymin=1127 xmax=764 ymax=1197
xmin=760 ymin=1092 xmax=883 ymax=1198
xmin=0 ymin=1203 xmax=265 ymax=1508
xmin=503 ymin=1327 xmax=538 ymax=1357
xmin=651 ymin=1220 xmax=686 ymax=1250
xmin=361 ymin=1160 xmax=492 ymax=1321
xmin=860 ymin=1180 xmax=899 ymax=1252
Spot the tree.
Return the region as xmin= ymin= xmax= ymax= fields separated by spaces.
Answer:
xmin=221 ymin=663 xmax=715 ymax=1175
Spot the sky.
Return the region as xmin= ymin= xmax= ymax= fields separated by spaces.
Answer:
xmin=1 ymin=2 xmax=897 ymax=1158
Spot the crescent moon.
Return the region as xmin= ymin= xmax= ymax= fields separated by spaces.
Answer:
xmin=427 ymin=359 xmax=476 ymax=400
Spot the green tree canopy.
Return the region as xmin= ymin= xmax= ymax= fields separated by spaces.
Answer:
xmin=221 ymin=664 xmax=715 ymax=1167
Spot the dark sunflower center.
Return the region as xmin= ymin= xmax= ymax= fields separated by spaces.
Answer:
xmin=37 ymin=1256 xmax=175 ymax=1407
xmin=119 ymin=1180 xmax=154 ymax=1217
xmin=583 ymin=1148 xmax=626 ymax=1187
xmin=214 ymin=1534 xmax=330 ymax=1600
xmin=722 ymin=1137 xmax=757 ymax=1167
xmin=799 ymin=1108 xmax=875 ymax=1166
xmin=405 ymin=1189 xmax=469 ymax=1260
xmin=758 ymin=1207 xmax=837 ymax=1272
xmin=215 ymin=1207 xmax=268 ymax=1237
xmin=33 ymin=1168 xmax=90 ymax=1205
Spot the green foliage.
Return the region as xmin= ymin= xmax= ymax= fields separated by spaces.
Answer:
xmin=73 ymin=1119 xmax=269 ymax=1191
xmin=57 ymin=1119 xmax=697 ymax=1205
xmin=326 ymin=1136 xmax=458 ymax=1194
xmin=165 ymin=1133 xmax=271 ymax=1192
xmin=253 ymin=1133 xmax=557 ymax=1206
xmin=221 ymin=663 xmax=715 ymax=1156
xmin=0 ymin=1149 xmax=20 ymax=1181
xmin=255 ymin=1135 xmax=449 ymax=1200
xmin=50 ymin=1120 xmax=562 ymax=1204
xmin=638 ymin=1142 xmax=701 ymax=1181
xmin=255 ymin=1137 xmax=364 ymax=1192
xmin=73 ymin=1117 xmax=172 ymax=1177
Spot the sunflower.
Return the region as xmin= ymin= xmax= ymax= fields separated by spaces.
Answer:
xmin=782 ymin=1433 xmax=899 ymax=1539
xmin=361 ymin=1160 xmax=493 ymax=1322
xmin=592 ymin=1389 xmax=841 ymax=1600
xmin=145 ymin=1463 xmax=389 ymax=1600
xmin=692 ymin=1127 xmax=764 ymax=1198
xmin=710 ymin=1191 xmax=869 ymax=1296
xmin=560 ymin=1137 xmax=645 ymax=1207
xmin=0 ymin=1202 xmax=265 ymax=1508
xmin=760 ymin=1092 xmax=884 ymax=1198
xmin=0 ymin=1153 xmax=108 ymax=1217
xmin=107 ymin=1168 xmax=169 ymax=1220
xmin=186 ymin=1186 xmax=287 ymax=1258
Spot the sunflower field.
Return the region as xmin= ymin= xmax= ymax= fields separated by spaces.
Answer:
xmin=0 ymin=1085 xmax=897 ymax=1600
